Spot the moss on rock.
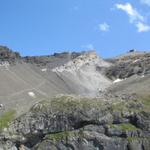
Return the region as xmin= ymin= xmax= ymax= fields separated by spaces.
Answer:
xmin=109 ymin=123 xmax=138 ymax=131
xmin=0 ymin=110 xmax=16 ymax=130
xmin=31 ymin=95 xmax=107 ymax=113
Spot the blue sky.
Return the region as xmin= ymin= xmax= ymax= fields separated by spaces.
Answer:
xmin=0 ymin=0 xmax=150 ymax=58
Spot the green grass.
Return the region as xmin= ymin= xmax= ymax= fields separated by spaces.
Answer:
xmin=111 ymin=101 xmax=127 ymax=112
xmin=111 ymin=95 xmax=150 ymax=113
xmin=139 ymin=95 xmax=150 ymax=112
xmin=37 ymin=130 xmax=85 ymax=149
xmin=31 ymin=95 xmax=107 ymax=113
xmin=0 ymin=110 xmax=16 ymax=130
xmin=47 ymin=131 xmax=70 ymax=141
xmin=127 ymin=137 xmax=150 ymax=142
xmin=50 ymin=96 xmax=104 ymax=110
xmin=37 ymin=131 xmax=75 ymax=150
xmin=46 ymin=129 xmax=85 ymax=142
xmin=118 ymin=123 xmax=138 ymax=131
xmin=127 ymin=137 xmax=139 ymax=142
xmin=46 ymin=131 xmax=75 ymax=142
xmin=109 ymin=123 xmax=138 ymax=131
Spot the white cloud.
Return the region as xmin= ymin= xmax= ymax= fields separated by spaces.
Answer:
xmin=98 ymin=23 xmax=110 ymax=32
xmin=116 ymin=3 xmax=150 ymax=32
xmin=140 ymin=0 xmax=150 ymax=6
xmin=136 ymin=22 xmax=150 ymax=32
xmin=116 ymin=3 xmax=144 ymax=23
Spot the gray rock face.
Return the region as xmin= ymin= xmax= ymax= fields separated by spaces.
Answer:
xmin=34 ymin=130 xmax=129 ymax=150
xmin=131 ymin=112 xmax=150 ymax=131
xmin=0 ymin=96 xmax=149 ymax=150
xmin=0 ymin=141 xmax=17 ymax=150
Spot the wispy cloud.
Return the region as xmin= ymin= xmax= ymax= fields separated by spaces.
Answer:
xmin=140 ymin=0 xmax=150 ymax=6
xmin=116 ymin=3 xmax=144 ymax=23
xmin=115 ymin=3 xmax=150 ymax=32
xmin=98 ymin=22 xmax=110 ymax=32
xmin=136 ymin=22 xmax=150 ymax=32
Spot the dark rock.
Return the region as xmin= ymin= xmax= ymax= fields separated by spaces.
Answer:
xmin=131 ymin=112 xmax=150 ymax=131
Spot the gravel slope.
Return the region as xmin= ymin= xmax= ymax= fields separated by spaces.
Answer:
xmin=0 ymin=51 xmax=112 ymax=115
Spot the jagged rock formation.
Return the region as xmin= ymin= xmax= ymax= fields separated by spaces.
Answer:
xmin=0 ymin=46 xmax=150 ymax=150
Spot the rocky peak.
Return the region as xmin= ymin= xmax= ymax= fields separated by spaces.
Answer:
xmin=52 ymin=50 xmax=110 ymax=72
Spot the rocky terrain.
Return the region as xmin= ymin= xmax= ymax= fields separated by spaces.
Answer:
xmin=105 ymin=51 xmax=150 ymax=79
xmin=0 ymin=46 xmax=150 ymax=150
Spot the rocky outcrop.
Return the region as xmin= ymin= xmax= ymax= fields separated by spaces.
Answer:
xmin=0 ymin=96 xmax=149 ymax=150
xmin=105 ymin=52 xmax=150 ymax=79
xmin=51 ymin=51 xmax=112 ymax=95
xmin=0 ymin=46 xmax=21 ymax=63
xmin=52 ymin=51 xmax=111 ymax=72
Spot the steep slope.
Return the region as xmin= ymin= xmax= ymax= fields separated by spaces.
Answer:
xmin=0 ymin=47 xmax=112 ymax=115
xmin=51 ymin=51 xmax=112 ymax=95
xmin=108 ymin=74 xmax=150 ymax=97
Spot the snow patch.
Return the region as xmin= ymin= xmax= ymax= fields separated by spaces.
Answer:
xmin=113 ymin=78 xmax=123 ymax=83
xmin=41 ymin=68 xmax=47 ymax=72
xmin=0 ymin=104 xmax=3 ymax=109
xmin=28 ymin=92 xmax=36 ymax=98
